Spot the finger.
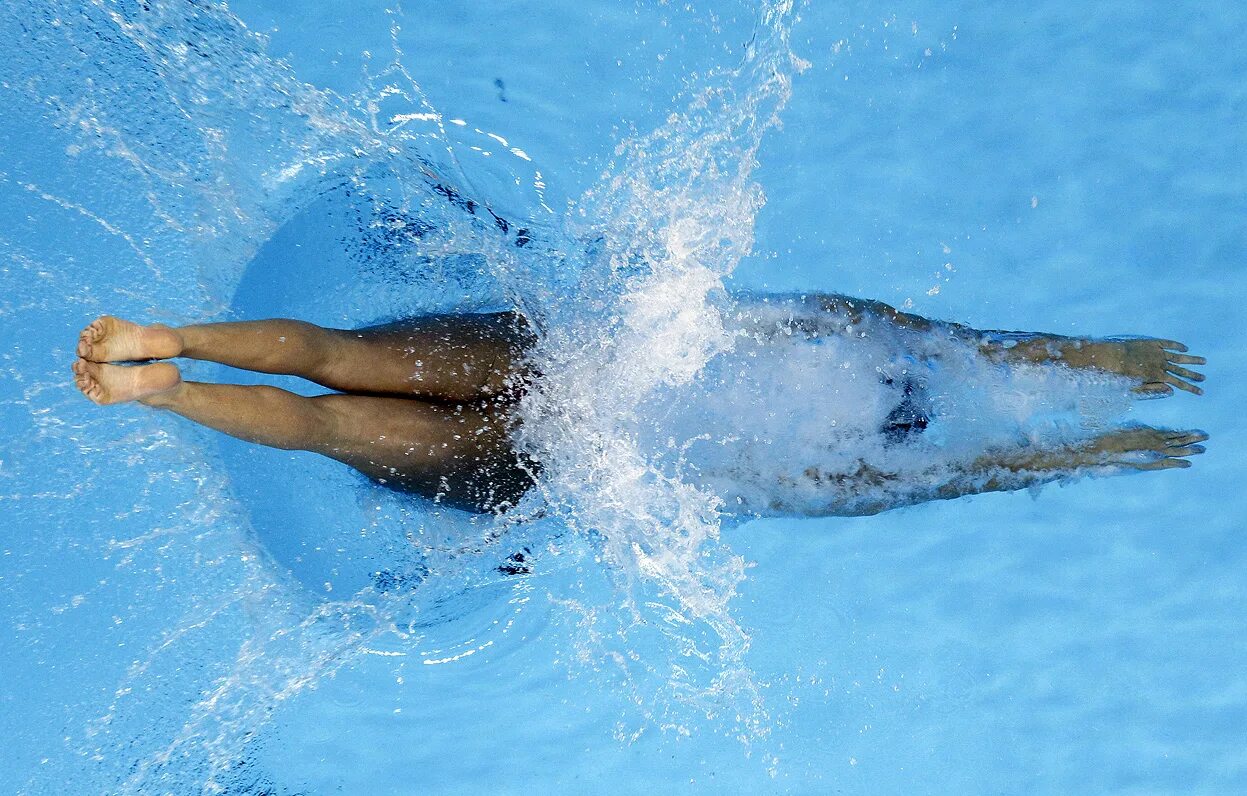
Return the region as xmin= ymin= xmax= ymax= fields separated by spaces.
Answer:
xmin=1166 ymin=431 xmax=1209 ymax=445
xmin=1166 ymin=365 xmax=1205 ymax=382
xmin=1137 ymin=382 xmax=1174 ymax=397
xmin=1165 ymin=375 xmax=1202 ymax=395
xmin=1136 ymin=458 xmax=1192 ymax=471
xmin=1165 ymin=445 xmax=1206 ymax=457
xmin=1156 ymin=339 xmax=1188 ymax=352
xmin=1167 ymin=353 xmax=1206 ymax=365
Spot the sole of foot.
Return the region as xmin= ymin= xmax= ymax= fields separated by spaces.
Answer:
xmin=77 ymin=316 xmax=182 ymax=363
xmin=72 ymin=359 xmax=182 ymax=405
xmin=1083 ymin=426 xmax=1209 ymax=471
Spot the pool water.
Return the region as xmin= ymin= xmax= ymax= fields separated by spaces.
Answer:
xmin=2 ymin=1 xmax=1244 ymax=793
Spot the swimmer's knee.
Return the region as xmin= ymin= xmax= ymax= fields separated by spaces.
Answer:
xmin=306 ymin=394 xmax=364 ymax=450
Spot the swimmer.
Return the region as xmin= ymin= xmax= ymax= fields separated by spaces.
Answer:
xmin=72 ymin=296 xmax=1207 ymax=514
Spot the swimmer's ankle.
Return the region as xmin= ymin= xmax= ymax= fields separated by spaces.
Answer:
xmin=150 ymin=323 xmax=186 ymax=358
xmin=137 ymin=378 xmax=185 ymax=408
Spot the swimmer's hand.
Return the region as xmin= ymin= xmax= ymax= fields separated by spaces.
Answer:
xmin=1063 ymin=338 xmax=1206 ymax=397
xmin=1078 ymin=426 xmax=1209 ymax=471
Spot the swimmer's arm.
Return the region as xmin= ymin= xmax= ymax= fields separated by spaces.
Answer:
xmin=936 ymin=447 xmax=1080 ymax=501
xmin=815 ymin=437 xmax=1167 ymax=516
xmin=820 ymin=293 xmax=1205 ymax=395
xmin=818 ymin=293 xmax=1080 ymax=364
xmin=819 ymin=452 xmax=1063 ymax=516
xmin=934 ymin=427 xmax=1203 ymax=502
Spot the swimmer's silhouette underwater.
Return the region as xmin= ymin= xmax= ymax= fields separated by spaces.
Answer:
xmin=72 ymin=293 xmax=1208 ymax=515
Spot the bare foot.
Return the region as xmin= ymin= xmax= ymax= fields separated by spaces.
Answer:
xmin=1061 ymin=338 xmax=1206 ymax=397
xmin=72 ymin=359 xmax=181 ymax=405
xmin=1077 ymin=426 xmax=1208 ymax=471
xmin=77 ymin=316 xmax=182 ymax=363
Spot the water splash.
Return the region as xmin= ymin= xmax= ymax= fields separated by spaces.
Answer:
xmin=513 ymin=0 xmax=807 ymax=736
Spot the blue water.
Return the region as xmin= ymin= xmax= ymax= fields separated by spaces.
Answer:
xmin=2 ymin=1 xmax=1244 ymax=793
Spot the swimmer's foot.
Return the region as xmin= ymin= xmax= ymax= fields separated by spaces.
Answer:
xmin=1060 ymin=337 xmax=1206 ymax=397
xmin=77 ymin=316 xmax=182 ymax=363
xmin=72 ymin=358 xmax=181 ymax=405
xmin=1077 ymin=426 xmax=1208 ymax=471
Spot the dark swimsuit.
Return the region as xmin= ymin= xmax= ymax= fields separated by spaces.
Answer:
xmin=880 ymin=376 xmax=931 ymax=444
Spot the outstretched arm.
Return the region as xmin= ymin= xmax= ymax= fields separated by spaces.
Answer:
xmin=790 ymin=425 xmax=1206 ymax=517
xmin=815 ymin=293 xmax=1206 ymax=397
xmin=934 ymin=426 xmax=1208 ymax=503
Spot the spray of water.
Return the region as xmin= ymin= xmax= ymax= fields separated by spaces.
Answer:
xmin=505 ymin=0 xmax=812 ymax=736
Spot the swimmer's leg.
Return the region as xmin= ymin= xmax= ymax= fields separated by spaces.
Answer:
xmin=935 ymin=426 xmax=1208 ymax=502
xmin=73 ymin=359 xmax=531 ymax=512
xmin=78 ymin=313 xmax=534 ymax=402
xmin=812 ymin=294 xmax=1206 ymax=397
xmin=326 ymin=313 xmax=535 ymax=401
